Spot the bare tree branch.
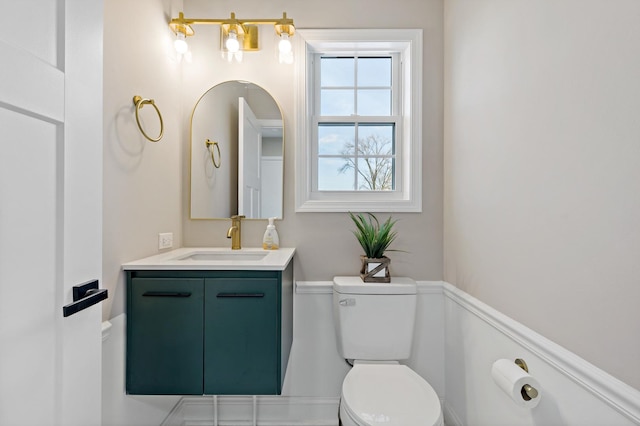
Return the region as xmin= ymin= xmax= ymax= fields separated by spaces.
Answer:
xmin=339 ymin=133 xmax=393 ymax=190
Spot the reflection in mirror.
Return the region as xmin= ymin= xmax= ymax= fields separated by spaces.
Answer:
xmin=190 ymin=81 xmax=283 ymax=219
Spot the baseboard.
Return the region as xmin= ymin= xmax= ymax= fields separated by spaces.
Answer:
xmin=101 ymin=320 xmax=112 ymax=342
xmin=162 ymin=395 xmax=340 ymax=426
xmin=442 ymin=399 xmax=463 ymax=426
xmin=442 ymin=281 xmax=640 ymax=424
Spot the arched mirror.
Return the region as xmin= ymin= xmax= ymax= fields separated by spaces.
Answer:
xmin=190 ymin=81 xmax=284 ymax=219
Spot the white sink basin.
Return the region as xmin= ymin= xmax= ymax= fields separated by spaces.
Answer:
xmin=173 ymin=251 xmax=268 ymax=262
xmin=122 ymin=247 xmax=295 ymax=271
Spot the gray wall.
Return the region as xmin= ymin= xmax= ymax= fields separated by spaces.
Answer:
xmin=103 ymin=0 xmax=184 ymax=319
xmin=180 ymin=0 xmax=444 ymax=283
xmin=444 ymin=0 xmax=640 ymax=390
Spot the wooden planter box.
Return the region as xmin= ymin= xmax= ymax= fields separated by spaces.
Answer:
xmin=360 ymin=256 xmax=391 ymax=283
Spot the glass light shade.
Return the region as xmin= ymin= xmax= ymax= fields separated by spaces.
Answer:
xmin=223 ymin=50 xmax=243 ymax=63
xmin=226 ymin=30 xmax=240 ymax=52
xmin=278 ymin=33 xmax=292 ymax=54
xmin=279 ymin=50 xmax=294 ymax=64
xmin=174 ymin=32 xmax=188 ymax=54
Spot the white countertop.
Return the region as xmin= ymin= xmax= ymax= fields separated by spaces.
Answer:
xmin=122 ymin=247 xmax=295 ymax=271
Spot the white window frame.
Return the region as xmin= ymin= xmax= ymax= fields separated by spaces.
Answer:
xmin=294 ymin=29 xmax=422 ymax=212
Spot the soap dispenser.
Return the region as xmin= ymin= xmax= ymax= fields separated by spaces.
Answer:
xmin=262 ymin=217 xmax=280 ymax=250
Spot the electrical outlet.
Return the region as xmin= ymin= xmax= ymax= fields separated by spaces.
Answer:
xmin=158 ymin=232 xmax=173 ymax=250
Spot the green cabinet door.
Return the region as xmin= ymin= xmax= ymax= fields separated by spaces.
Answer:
xmin=204 ymin=277 xmax=280 ymax=395
xmin=127 ymin=277 xmax=204 ymax=395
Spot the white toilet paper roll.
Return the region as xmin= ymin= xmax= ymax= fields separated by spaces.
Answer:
xmin=491 ymin=359 xmax=541 ymax=408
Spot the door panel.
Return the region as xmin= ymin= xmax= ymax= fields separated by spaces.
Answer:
xmin=128 ymin=278 xmax=204 ymax=395
xmin=0 ymin=1 xmax=103 ymax=425
xmin=204 ymin=277 xmax=280 ymax=395
xmin=0 ymin=108 xmax=59 ymax=425
xmin=0 ymin=1 xmax=59 ymax=66
xmin=0 ymin=41 xmax=64 ymax=121
xmin=260 ymin=156 xmax=283 ymax=219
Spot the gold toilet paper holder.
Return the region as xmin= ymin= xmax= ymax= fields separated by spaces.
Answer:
xmin=515 ymin=358 xmax=539 ymax=401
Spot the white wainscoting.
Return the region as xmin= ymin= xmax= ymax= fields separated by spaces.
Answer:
xmin=442 ymin=282 xmax=640 ymax=426
xmin=104 ymin=281 xmax=640 ymax=425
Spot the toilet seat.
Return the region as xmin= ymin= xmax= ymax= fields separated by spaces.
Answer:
xmin=341 ymin=363 xmax=443 ymax=426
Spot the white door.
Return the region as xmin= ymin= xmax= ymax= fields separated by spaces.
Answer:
xmin=0 ymin=1 xmax=103 ymax=425
xmin=260 ymin=156 xmax=283 ymax=218
xmin=238 ymin=97 xmax=262 ymax=219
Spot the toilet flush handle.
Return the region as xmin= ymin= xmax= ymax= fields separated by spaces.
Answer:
xmin=339 ymin=298 xmax=356 ymax=307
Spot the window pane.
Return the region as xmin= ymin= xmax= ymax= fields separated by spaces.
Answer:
xmin=358 ymin=124 xmax=395 ymax=155
xmin=357 ymin=157 xmax=394 ymax=191
xmin=356 ymin=124 xmax=395 ymax=191
xmin=318 ymin=157 xmax=355 ymax=190
xmin=357 ymin=89 xmax=391 ymax=115
xmin=321 ymin=89 xmax=354 ymax=116
xmin=318 ymin=124 xmax=355 ymax=155
xmin=357 ymin=57 xmax=391 ymax=87
xmin=321 ymin=57 xmax=354 ymax=87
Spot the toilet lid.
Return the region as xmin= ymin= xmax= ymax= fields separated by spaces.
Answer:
xmin=342 ymin=364 xmax=442 ymax=426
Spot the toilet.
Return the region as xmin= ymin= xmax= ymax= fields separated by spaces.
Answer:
xmin=333 ymin=276 xmax=443 ymax=426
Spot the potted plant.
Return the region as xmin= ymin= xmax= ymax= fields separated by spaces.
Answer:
xmin=349 ymin=212 xmax=399 ymax=283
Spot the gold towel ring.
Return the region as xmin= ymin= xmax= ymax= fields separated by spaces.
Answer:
xmin=133 ymin=95 xmax=164 ymax=142
xmin=205 ymin=139 xmax=221 ymax=168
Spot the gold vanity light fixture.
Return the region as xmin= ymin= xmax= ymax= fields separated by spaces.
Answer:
xmin=169 ymin=11 xmax=295 ymax=63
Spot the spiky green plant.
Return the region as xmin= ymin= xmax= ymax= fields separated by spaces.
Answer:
xmin=349 ymin=212 xmax=398 ymax=259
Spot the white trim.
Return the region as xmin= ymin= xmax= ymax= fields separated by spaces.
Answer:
xmin=442 ymin=281 xmax=640 ymax=424
xmin=415 ymin=280 xmax=444 ymax=294
xmin=162 ymin=396 xmax=340 ymax=426
xmin=101 ymin=320 xmax=112 ymax=342
xmin=294 ymin=29 xmax=422 ymax=213
xmin=296 ymin=281 xmax=334 ymax=294
xmin=295 ymin=280 xmax=443 ymax=295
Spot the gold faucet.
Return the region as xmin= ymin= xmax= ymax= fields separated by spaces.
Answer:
xmin=226 ymin=215 xmax=245 ymax=250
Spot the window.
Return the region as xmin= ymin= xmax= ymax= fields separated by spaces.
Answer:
xmin=316 ymin=56 xmax=398 ymax=191
xmin=295 ymin=29 xmax=422 ymax=212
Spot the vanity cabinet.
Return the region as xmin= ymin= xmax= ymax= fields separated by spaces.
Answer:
xmin=126 ymin=267 xmax=292 ymax=396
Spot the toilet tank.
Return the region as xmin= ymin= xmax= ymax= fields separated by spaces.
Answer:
xmin=333 ymin=276 xmax=417 ymax=360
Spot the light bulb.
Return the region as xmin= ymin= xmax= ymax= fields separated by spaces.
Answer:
xmin=226 ymin=30 xmax=240 ymax=53
xmin=174 ymin=32 xmax=188 ymax=54
xmin=278 ymin=33 xmax=292 ymax=54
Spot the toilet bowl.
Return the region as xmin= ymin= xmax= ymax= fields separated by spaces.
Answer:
xmin=340 ymin=362 xmax=443 ymax=426
xmin=333 ymin=277 xmax=443 ymax=426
